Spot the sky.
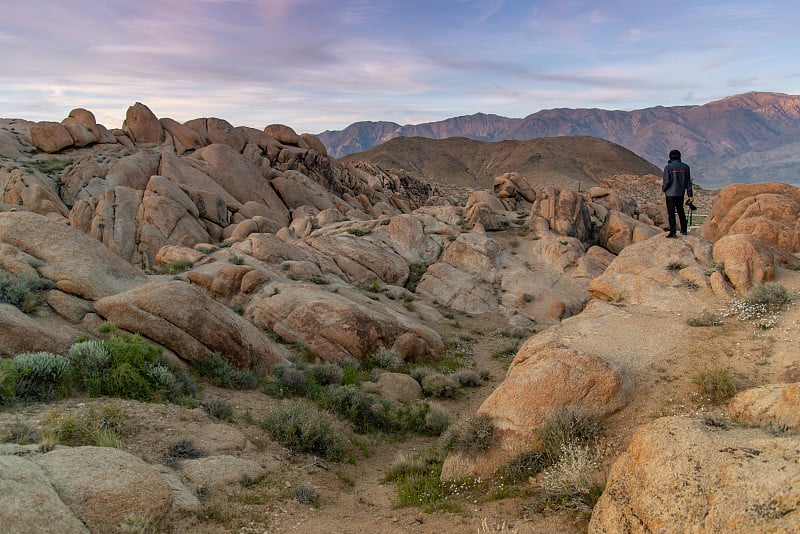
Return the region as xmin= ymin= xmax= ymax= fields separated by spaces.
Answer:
xmin=1 ymin=0 xmax=799 ymax=134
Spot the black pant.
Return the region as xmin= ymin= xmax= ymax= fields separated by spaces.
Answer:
xmin=665 ymin=196 xmax=687 ymax=235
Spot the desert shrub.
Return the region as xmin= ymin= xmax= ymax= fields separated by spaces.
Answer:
xmin=538 ymin=406 xmax=599 ymax=465
xmin=104 ymin=362 xmax=153 ymax=401
xmin=693 ymin=367 xmax=741 ymax=404
xmin=1 ymin=416 xmax=39 ymax=444
xmin=442 ymin=415 xmax=494 ymax=457
xmin=104 ymin=333 xmax=161 ymax=368
xmin=452 ymin=369 xmax=482 ymax=387
xmin=67 ymin=335 xmax=195 ymax=403
xmin=294 ymin=482 xmax=320 ymax=507
xmin=13 ymin=352 xmax=72 ymax=402
xmin=68 ymin=340 xmax=112 ymax=395
xmin=744 ymin=283 xmax=792 ymax=308
xmin=363 ymin=347 xmax=402 ymax=371
xmin=357 ymin=280 xmax=384 ymax=293
xmin=23 ymin=158 xmax=74 ymax=175
xmin=687 ymin=311 xmax=723 ymax=327
xmin=0 ymin=358 xmax=15 ymax=406
xmin=228 ymin=254 xmax=245 ymax=265
xmin=536 ymin=443 xmax=603 ymax=512
xmin=96 ymin=321 xmax=118 ymax=334
xmin=41 ymin=402 xmax=126 ymax=448
xmin=306 ymin=362 xmax=343 ymax=386
xmin=0 ymin=272 xmax=55 ymax=313
xmin=405 ymin=262 xmax=429 ymax=293
xmin=421 ymin=373 xmax=459 ymax=398
xmin=409 ymin=366 xmax=433 ymax=385
xmin=266 ymin=363 xmax=314 ymax=397
xmin=323 ymin=384 xmax=395 ymax=433
xmin=201 ymin=398 xmax=234 ymax=421
xmin=161 ymin=260 xmax=192 ymax=275
xmin=163 ymin=438 xmax=210 ymax=468
xmin=196 ymin=352 xmax=258 ymax=390
xmin=341 ymin=359 xmax=370 ymax=385
xmin=261 ymin=400 xmax=349 ymax=461
xmin=384 ymin=449 xmax=444 ymax=482
xmin=495 ymin=451 xmax=546 ymax=484
xmin=395 ymin=401 xmax=450 ymax=436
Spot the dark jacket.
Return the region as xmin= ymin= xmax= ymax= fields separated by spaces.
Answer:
xmin=662 ymin=158 xmax=693 ymax=197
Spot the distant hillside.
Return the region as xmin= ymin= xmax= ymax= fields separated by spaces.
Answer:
xmin=340 ymin=135 xmax=660 ymax=191
xmin=320 ymin=92 xmax=800 ymax=188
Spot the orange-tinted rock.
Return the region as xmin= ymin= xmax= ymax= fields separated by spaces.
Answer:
xmin=29 ymin=122 xmax=73 ymax=153
xmin=94 ymin=280 xmax=288 ymax=368
xmin=699 ymin=182 xmax=800 ymax=252
xmin=122 ymin=102 xmax=164 ymax=144
xmin=712 ymin=234 xmax=776 ymax=292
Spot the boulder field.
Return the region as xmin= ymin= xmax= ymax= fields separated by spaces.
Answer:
xmin=2 ymin=104 xmax=800 ymax=532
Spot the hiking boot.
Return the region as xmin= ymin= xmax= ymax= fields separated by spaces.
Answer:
xmin=666 ymin=234 xmax=677 ymax=238
xmin=680 ymin=231 xmax=688 ymax=235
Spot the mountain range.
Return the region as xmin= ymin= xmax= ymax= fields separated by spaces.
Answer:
xmin=319 ymin=92 xmax=800 ymax=188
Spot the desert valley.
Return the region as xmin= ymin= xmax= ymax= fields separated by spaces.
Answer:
xmin=1 ymin=99 xmax=799 ymax=534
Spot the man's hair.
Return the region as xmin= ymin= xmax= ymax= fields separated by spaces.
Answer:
xmin=669 ymin=149 xmax=681 ymax=160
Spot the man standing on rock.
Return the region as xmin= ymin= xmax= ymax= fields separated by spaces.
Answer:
xmin=662 ymin=149 xmax=694 ymax=238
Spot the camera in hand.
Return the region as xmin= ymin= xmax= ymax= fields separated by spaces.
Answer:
xmin=685 ymin=199 xmax=697 ymax=211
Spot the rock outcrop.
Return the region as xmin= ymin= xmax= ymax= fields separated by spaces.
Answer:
xmin=94 ymin=280 xmax=289 ymax=369
xmin=589 ymin=416 xmax=800 ymax=533
xmin=34 ymin=446 xmax=173 ymax=533
xmin=0 ymin=211 xmax=146 ymax=300
xmin=699 ymin=182 xmax=800 ymax=253
xmin=442 ymin=335 xmax=631 ymax=480
xmin=0 ymin=454 xmax=89 ymax=534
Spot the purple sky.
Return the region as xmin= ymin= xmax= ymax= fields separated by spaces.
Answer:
xmin=1 ymin=0 xmax=798 ymax=133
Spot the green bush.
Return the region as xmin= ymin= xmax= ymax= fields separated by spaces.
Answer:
xmin=105 ymin=362 xmax=153 ymax=401
xmin=261 ymin=400 xmax=349 ymax=461
xmin=363 ymin=347 xmax=402 ymax=371
xmin=68 ymin=335 xmax=195 ymax=403
xmin=0 ymin=272 xmax=55 ymax=313
xmin=0 ymin=358 xmax=15 ymax=406
xmin=405 ymin=262 xmax=429 ymax=293
xmin=693 ymin=367 xmax=741 ymax=404
xmin=13 ymin=352 xmax=72 ymax=402
xmin=104 ymin=333 xmax=161 ymax=369
xmin=196 ymin=352 xmax=258 ymax=390
xmin=161 ymin=260 xmax=192 ymax=275
xmin=395 ymin=401 xmax=450 ymax=436
xmin=68 ymin=340 xmax=112 ymax=395
xmin=306 ymin=362 xmax=343 ymax=386
xmin=323 ymin=384 xmax=395 ymax=433
xmin=744 ymin=283 xmax=792 ymax=308
xmin=538 ymin=406 xmax=599 ymax=465
xmin=421 ymin=373 xmax=459 ymax=398
xmin=266 ymin=363 xmax=314 ymax=397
